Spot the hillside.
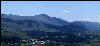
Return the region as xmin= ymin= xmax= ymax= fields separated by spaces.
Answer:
xmin=1 ymin=14 xmax=100 ymax=46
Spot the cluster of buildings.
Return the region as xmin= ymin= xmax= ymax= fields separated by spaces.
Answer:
xmin=26 ymin=40 xmax=46 ymax=45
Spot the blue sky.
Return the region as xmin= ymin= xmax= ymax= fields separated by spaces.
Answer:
xmin=1 ymin=1 xmax=100 ymax=22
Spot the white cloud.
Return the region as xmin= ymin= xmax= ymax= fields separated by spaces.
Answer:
xmin=81 ymin=18 xmax=90 ymax=21
xmin=96 ymin=16 xmax=100 ymax=22
xmin=97 ymin=16 xmax=100 ymax=18
xmin=63 ymin=10 xmax=70 ymax=13
xmin=97 ymin=19 xmax=100 ymax=21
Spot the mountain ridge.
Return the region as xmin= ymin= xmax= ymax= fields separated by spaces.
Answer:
xmin=1 ymin=14 xmax=69 ymax=26
xmin=1 ymin=14 xmax=100 ymax=30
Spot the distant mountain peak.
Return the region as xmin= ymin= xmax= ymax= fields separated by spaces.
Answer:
xmin=35 ymin=14 xmax=49 ymax=18
xmin=39 ymin=14 xmax=48 ymax=16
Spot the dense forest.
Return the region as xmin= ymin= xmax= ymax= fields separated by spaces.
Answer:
xmin=1 ymin=14 xmax=100 ymax=46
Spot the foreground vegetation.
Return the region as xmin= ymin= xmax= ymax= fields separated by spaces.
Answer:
xmin=1 ymin=17 xmax=100 ymax=46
